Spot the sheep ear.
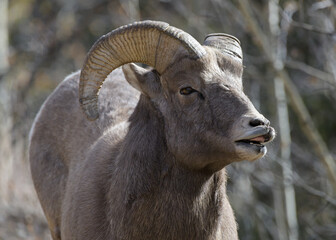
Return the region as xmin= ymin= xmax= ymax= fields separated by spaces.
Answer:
xmin=122 ymin=63 xmax=146 ymax=92
xmin=122 ymin=63 xmax=161 ymax=97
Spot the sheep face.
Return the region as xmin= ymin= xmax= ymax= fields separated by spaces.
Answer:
xmin=123 ymin=47 xmax=275 ymax=172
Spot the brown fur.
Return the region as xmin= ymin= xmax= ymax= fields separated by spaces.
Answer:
xmin=29 ymin=46 xmax=274 ymax=239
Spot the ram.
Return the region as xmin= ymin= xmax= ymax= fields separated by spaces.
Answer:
xmin=29 ymin=21 xmax=275 ymax=240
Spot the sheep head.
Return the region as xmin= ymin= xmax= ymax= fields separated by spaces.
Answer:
xmin=79 ymin=20 xmax=275 ymax=172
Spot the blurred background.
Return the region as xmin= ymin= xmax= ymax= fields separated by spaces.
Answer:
xmin=0 ymin=0 xmax=336 ymax=239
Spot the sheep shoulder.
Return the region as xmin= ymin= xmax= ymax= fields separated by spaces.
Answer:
xmin=29 ymin=68 xmax=138 ymax=239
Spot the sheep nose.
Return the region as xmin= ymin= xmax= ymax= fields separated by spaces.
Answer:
xmin=249 ymin=118 xmax=269 ymax=127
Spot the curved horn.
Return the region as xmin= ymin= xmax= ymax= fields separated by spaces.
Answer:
xmin=79 ymin=20 xmax=206 ymax=120
xmin=203 ymin=33 xmax=242 ymax=63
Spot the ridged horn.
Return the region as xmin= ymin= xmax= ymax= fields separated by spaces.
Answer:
xmin=203 ymin=33 xmax=242 ymax=63
xmin=79 ymin=20 xmax=206 ymax=120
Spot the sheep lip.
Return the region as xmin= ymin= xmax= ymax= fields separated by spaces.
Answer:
xmin=234 ymin=127 xmax=274 ymax=146
xmin=234 ymin=135 xmax=268 ymax=152
xmin=236 ymin=135 xmax=268 ymax=145
xmin=235 ymin=139 xmax=265 ymax=147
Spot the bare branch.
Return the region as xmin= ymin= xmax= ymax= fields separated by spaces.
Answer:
xmin=269 ymin=1 xmax=299 ymax=239
xmin=290 ymin=21 xmax=335 ymax=36
xmin=293 ymin=172 xmax=336 ymax=207
xmin=285 ymin=59 xmax=336 ymax=86
xmin=276 ymin=0 xmax=335 ymax=36
xmin=0 ymin=0 xmax=9 ymax=76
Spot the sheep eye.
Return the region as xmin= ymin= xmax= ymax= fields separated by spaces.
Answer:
xmin=180 ymin=87 xmax=195 ymax=95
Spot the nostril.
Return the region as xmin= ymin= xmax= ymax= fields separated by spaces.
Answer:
xmin=249 ymin=118 xmax=265 ymax=127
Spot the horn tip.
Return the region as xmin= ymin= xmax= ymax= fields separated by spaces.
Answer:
xmin=85 ymin=110 xmax=99 ymax=121
xmin=79 ymin=99 xmax=100 ymax=121
xmin=204 ymin=33 xmax=241 ymax=45
xmin=203 ymin=33 xmax=243 ymax=61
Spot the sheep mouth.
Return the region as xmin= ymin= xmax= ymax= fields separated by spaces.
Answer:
xmin=235 ymin=136 xmax=268 ymax=147
xmin=235 ymin=127 xmax=274 ymax=149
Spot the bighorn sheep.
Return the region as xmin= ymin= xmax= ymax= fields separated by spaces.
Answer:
xmin=29 ymin=20 xmax=275 ymax=240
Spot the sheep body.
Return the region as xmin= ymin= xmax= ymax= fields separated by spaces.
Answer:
xmin=30 ymin=67 xmax=238 ymax=240
xmin=29 ymin=21 xmax=275 ymax=240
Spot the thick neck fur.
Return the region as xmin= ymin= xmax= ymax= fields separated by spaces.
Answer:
xmin=106 ymin=96 xmax=229 ymax=240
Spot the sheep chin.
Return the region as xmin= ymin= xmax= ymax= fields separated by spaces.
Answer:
xmin=235 ymin=142 xmax=267 ymax=162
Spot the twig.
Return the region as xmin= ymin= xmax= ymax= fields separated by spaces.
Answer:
xmin=251 ymin=161 xmax=336 ymax=208
xmin=293 ymin=172 xmax=336 ymax=207
xmin=275 ymin=0 xmax=335 ymax=36
xmin=285 ymin=59 xmax=336 ymax=86
xmin=290 ymin=21 xmax=335 ymax=36
xmin=237 ymin=0 xmax=336 ymax=193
